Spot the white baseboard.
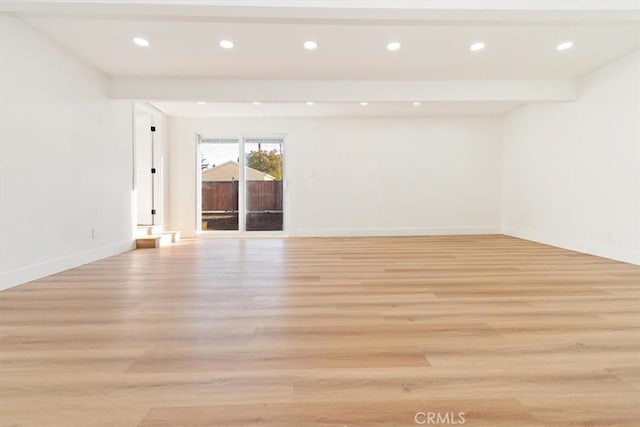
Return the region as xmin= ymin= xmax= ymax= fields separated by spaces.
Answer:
xmin=0 ymin=240 xmax=135 ymax=291
xmin=503 ymin=226 xmax=640 ymax=265
xmin=291 ymin=226 xmax=501 ymax=238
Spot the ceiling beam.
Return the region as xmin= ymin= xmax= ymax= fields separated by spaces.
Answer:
xmin=109 ymin=78 xmax=576 ymax=103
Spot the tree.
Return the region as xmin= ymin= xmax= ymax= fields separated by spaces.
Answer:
xmin=201 ymin=157 xmax=212 ymax=170
xmin=246 ymin=149 xmax=282 ymax=180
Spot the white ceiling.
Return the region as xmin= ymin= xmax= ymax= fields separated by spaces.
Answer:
xmin=4 ymin=0 xmax=639 ymax=116
xmin=151 ymin=101 xmax=522 ymax=117
xmin=19 ymin=18 xmax=640 ymax=80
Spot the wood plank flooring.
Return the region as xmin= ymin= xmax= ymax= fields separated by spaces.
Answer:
xmin=1 ymin=235 xmax=639 ymax=426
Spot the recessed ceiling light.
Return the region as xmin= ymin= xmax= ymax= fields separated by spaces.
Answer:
xmin=556 ymin=41 xmax=574 ymax=51
xmin=252 ymin=101 xmax=261 ymax=105
xmin=304 ymin=40 xmax=318 ymax=50
xmin=413 ymin=102 xmax=421 ymax=106
xmin=469 ymin=42 xmax=485 ymax=52
xmin=386 ymin=41 xmax=402 ymax=51
xmin=133 ymin=37 xmax=149 ymax=47
xmin=306 ymin=101 xmax=315 ymax=106
xmin=219 ymin=40 xmax=234 ymax=49
xmin=360 ymin=102 xmax=369 ymax=106
xmin=197 ymin=101 xmax=206 ymax=105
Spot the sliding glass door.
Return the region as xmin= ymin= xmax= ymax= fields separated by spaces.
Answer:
xmin=198 ymin=136 xmax=284 ymax=233
xmin=199 ymin=138 xmax=241 ymax=231
xmin=244 ymin=138 xmax=284 ymax=231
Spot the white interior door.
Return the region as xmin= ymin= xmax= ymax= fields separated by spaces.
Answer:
xmin=135 ymin=113 xmax=153 ymax=225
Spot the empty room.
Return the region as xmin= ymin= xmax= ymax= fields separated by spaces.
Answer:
xmin=1 ymin=1 xmax=639 ymax=426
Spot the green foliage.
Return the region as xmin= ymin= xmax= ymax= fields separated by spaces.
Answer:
xmin=246 ymin=149 xmax=282 ymax=180
xmin=201 ymin=157 xmax=212 ymax=170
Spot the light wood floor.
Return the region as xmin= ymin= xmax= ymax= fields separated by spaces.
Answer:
xmin=1 ymin=235 xmax=639 ymax=426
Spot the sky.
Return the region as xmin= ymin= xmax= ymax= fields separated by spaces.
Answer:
xmin=199 ymin=142 xmax=282 ymax=169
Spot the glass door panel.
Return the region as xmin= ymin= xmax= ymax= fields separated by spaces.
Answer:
xmin=244 ymin=138 xmax=284 ymax=231
xmin=200 ymin=139 xmax=241 ymax=231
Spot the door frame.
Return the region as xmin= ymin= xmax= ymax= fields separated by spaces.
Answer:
xmin=195 ymin=133 xmax=287 ymax=237
xmin=133 ymin=102 xmax=165 ymax=229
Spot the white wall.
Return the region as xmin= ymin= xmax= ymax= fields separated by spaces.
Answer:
xmin=502 ymin=51 xmax=640 ymax=265
xmin=0 ymin=15 xmax=135 ymax=289
xmin=156 ymin=111 xmax=170 ymax=229
xmin=168 ymin=116 xmax=502 ymax=237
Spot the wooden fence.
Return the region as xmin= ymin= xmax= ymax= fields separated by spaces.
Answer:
xmin=202 ymin=181 xmax=283 ymax=211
